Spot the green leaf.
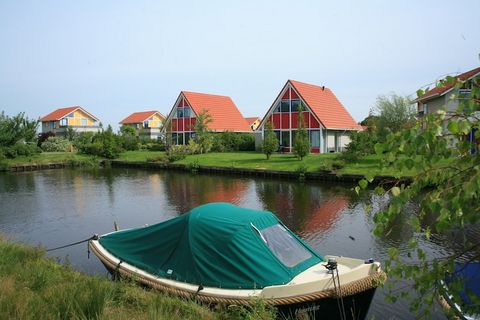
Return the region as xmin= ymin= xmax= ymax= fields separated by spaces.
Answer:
xmin=359 ymin=179 xmax=368 ymax=189
xmin=354 ymin=186 xmax=360 ymax=195
xmin=447 ymin=121 xmax=458 ymax=134
xmin=391 ymin=186 xmax=401 ymax=197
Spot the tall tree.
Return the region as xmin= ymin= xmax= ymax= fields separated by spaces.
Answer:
xmin=0 ymin=111 xmax=39 ymax=146
xmin=194 ymin=110 xmax=213 ymax=154
xmin=262 ymin=120 xmax=278 ymax=160
xmin=359 ymin=75 xmax=480 ymax=316
xmin=372 ymin=93 xmax=416 ymax=136
xmin=293 ymin=103 xmax=310 ymax=160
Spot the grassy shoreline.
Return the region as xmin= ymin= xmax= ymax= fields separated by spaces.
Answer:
xmin=1 ymin=150 xmax=414 ymax=177
xmin=0 ymin=237 xmax=274 ymax=320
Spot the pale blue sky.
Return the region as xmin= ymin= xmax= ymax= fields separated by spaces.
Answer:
xmin=1 ymin=0 xmax=478 ymax=129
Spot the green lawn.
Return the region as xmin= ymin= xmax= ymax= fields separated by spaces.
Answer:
xmin=117 ymin=150 xmax=166 ymax=161
xmin=175 ymin=152 xmax=411 ymax=177
xmin=1 ymin=152 xmax=93 ymax=165
xmin=2 ymin=150 xmax=414 ymax=177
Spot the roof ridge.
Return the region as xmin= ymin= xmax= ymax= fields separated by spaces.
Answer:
xmin=182 ymin=91 xmax=232 ymax=98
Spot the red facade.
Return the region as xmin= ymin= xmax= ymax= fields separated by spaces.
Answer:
xmin=265 ymin=86 xmax=322 ymax=153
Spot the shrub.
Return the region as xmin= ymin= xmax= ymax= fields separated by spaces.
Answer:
xmin=141 ymin=141 xmax=165 ymax=151
xmin=341 ymin=130 xmax=378 ymax=161
xmin=73 ymin=133 xmax=95 ymax=153
xmin=187 ymin=140 xmax=202 ymax=154
xmin=2 ymin=143 xmax=40 ymax=159
xmin=41 ymin=137 xmax=72 ymax=152
xmin=37 ymin=132 xmax=55 ymax=147
xmin=263 ymin=121 xmax=278 ymax=160
xmin=118 ymin=134 xmax=139 ymax=151
xmin=320 ymin=159 xmax=345 ymax=172
xmin=296 ymin=163 xmax=308 ymax=180
xmin=146 ymin=156 xmax=168 ymax=163
xmin=166 ymin=145 xmax=187 ymax=162
xmin=211 ymin=132 xmax=255 ymax=152
xmin=77 ymin=127 xmax=122 ymax=159
xmin=238 ymin=133 xmax=255 ymax=151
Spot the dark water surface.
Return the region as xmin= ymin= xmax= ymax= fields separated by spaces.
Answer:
xmin=0 ymin=168 xmax=448 ymax=319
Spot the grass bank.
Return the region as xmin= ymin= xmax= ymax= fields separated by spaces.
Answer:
xmin=174 ymin=152 xmax=414 ymax=177
xmin=2 ymin=150 xmax=415 ymax=177
xmin=0 ymin=237 xmax=274 ymax=320
xmin=0 ymin=152 xmax=101 ymax=171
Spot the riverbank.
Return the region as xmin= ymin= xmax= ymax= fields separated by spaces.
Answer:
xmin=0 ymin=236 xmax=274 ymax=320
xmin=0 ymin=152 xmax=101 ymax=171
xmin=1 ymin=151 xmax=414 ymax=182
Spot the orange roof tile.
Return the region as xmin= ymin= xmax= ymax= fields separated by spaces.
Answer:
xmin=289 ymin=80 xmax=362 ymax=130
xmin=416 ymin=66 xmax=480 ymax=102
xmin=40 ymin=106 xmax=99 ymax=121
xmin=119 ymin=111 xmax=164 ymax=124
xmin=244 ymin=117 xmax=259 ymax=125
xmin=182 ymin=91 xmax=251 ymax=132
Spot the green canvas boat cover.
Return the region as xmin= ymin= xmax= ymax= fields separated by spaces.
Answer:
xmin=99 ymin=202 xmax=324 ymax=289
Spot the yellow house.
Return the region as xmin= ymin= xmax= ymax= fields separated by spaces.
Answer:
xmin=40 ymin=106 xmax=101 ymax=136
xmin=245 ymin=117 xmax=261 ymax=131
xmin=119 ymin=111 xmax=165 ymax=139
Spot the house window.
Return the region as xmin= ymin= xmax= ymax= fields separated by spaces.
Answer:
xmin=291 ymin=99 xmax=301 ymax=112
xmin=60 ymin=118 xmax=68 ymax=126
xmin=178 ymin=133 xmax=184 ymax=145
xmin=280 ymin=100 xmax=290 ymax=113
xmin=172 ymin=133 xmax=177 ymax=144
xmin=177 ymin=107 xmax=184 ymax=118
xmin=184 ymin=107 xmax=191 ymax=118
xmin=309 ymin=130 xmax=320 ymax=147
xmin=81 ymin=118 xmax=87 ymax=126
xmin=273 ymin=102 xmax=281 ymax=113
xmin=67 ymin=112 xmax=74 ymax=118
xmin=149 ymin=116 xmax=154 ymax=121
xmin=144 ymin=121 xmax=149 ymax=128
xmin=281 ymin=131 xmax=290 ymax=147
xmin=424 ymin=104 xmax=428 ymax=114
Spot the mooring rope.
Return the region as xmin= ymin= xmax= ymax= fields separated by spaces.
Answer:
xmin=46 ymin=234 xmax=98 ymax=252
xmin=325 ymin=258 xmax=347 ymax=320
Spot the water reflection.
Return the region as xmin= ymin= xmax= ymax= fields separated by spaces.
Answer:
xmin=162 ymin=173 xmax=249 ymax=213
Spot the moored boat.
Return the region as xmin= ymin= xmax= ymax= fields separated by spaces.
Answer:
xmin=439 ymin=262 xmax=480 ymax=320
xmin=89 ymin=202 xmax=385 ymax=319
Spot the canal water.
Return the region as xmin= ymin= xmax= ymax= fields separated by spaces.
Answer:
xmin=0 ymin=168 xmax=448 ymax=319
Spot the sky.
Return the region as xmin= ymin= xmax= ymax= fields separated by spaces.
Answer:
xmin=0 ymin=0 xmax=479 ymax=130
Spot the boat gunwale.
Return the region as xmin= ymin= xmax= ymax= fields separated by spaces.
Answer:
xmin=89 ymin=238 xmax=386 ymax=305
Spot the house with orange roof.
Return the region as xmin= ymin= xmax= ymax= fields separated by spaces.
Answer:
xmin=245 ymin=117 xmax=261 ymax=131
xmin=415 ymin=66 xmax=480 ymax=117
xmin=163 ymin=91 xmax=251 ymax=145
xmin=256 ymin=80 xmax=362 ymax=153
xmin=40 ymin=106 xmax=101 ymax=136
xmin=119 ymin=111 xmax=165 ymax=139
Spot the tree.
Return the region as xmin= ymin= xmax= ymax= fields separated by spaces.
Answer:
xmin=293 ymin=103 xmax=310 ymax=160
xmin=358 ymin=75 xmax=480 ymax=317
xmin=0 ymin=111 xmax=39 ymax=146
xmin=372 ymin=93 xmax=416 ymax=137
xmin=194 ymin=110 xmax=213 ymax=154
xmin=262 ymin=120 xmax=278 ymax=160
xmin=65 ymin=127 xmax=77 ymax=141
xmin=119 ymin=125 xmax=136 ymax=137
